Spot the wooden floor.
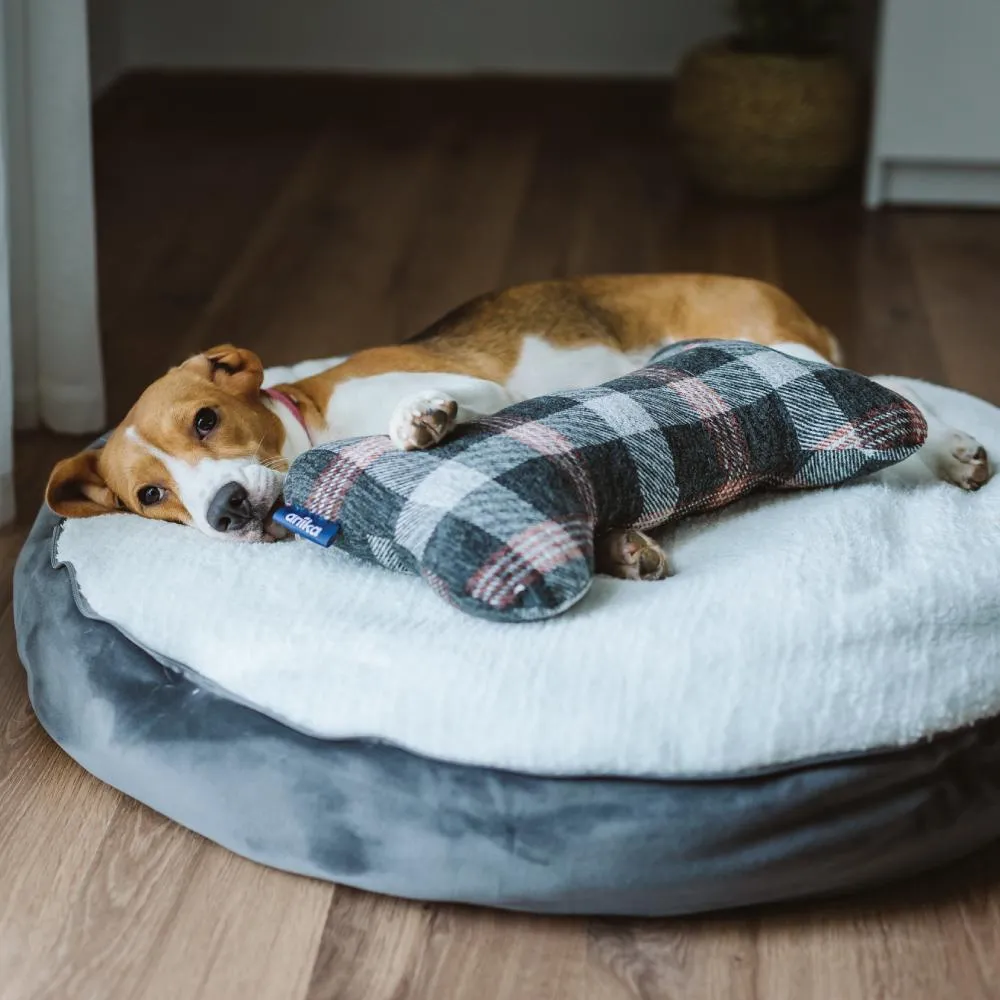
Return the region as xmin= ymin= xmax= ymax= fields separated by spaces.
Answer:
xmin=4 ymin=73 xmax=1000 ymax=1000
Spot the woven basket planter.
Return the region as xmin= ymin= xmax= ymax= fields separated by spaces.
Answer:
xmin=672 ymin=41 xmax=861 ymax=200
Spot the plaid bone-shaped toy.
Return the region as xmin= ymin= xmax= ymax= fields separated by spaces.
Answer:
xmin=283 ymin=341 xmax=927 ymax=622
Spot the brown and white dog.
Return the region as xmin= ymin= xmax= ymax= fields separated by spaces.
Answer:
xmin=46 ymin=275 xmax=990 ymax=579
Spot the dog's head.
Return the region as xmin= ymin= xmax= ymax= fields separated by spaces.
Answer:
xmin=46 ymin=345 xmax=292 ymax=542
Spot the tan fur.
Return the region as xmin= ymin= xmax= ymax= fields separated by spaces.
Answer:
xmin=288 ymin=275 xmax=841 ymax=415
xmin=48 ymin=275 xmax=842 ymax=520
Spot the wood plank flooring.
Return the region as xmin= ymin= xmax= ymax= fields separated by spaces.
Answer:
xmin=3 ymin=73 xmax=1000 ymax=1000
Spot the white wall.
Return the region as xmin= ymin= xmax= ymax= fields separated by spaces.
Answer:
xmin=866 ymin=0 xmax=1000 ymax=206
xmin=89 ymin=0 xmax=731 ymax=89
xmin=873 ymin=0 xmax=1000 ymax=161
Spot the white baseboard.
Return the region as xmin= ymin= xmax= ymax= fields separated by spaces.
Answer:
xmin=868 ymin=159 xmax=1000 ymax=208
xmin=38 ymin=380 xmax=105 ymax=436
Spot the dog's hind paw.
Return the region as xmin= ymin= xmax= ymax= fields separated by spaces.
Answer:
xmin=596 ymin=529 xmax=671 ymax=582
xmin=939 ymin=432 xmax=991 ymax=491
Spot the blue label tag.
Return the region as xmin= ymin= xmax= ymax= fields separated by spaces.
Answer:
xmin=272 ymin=505 xmax=340 ymax=547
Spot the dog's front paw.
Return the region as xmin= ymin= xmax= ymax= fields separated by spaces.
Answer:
xmin=389 ymin=392 xmax=459 ymax=451
xmin=939 ymin=432 xmax=991 ymax=491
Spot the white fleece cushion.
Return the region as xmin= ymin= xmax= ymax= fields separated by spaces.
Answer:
xmin=56 ymin=378 xmax=1000 ymax=780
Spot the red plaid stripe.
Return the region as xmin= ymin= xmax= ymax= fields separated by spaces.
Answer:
xmin=814 ymin=402 xmax=927 ymax=452
xmin=306 ymin=437 xmax=395 ymax=520
xmin=422 ymin=569 xmax=459 ymax=607
xmin=640 ymin=365 xmax=753 ymax=478
xmin=665 ymin=374 xmax=751 ymax=479
xmin=503 ymin=420 xmax=599 ymax=518
xmin=467 ymin=518 xmax=591 ymax=608
xmin=477 ymin=412 xmax=599 ymax=518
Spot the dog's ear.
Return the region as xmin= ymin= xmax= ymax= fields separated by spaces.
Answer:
xmin=181 ymin=344 xmax=264 ymax=398
xmin=46 ymin=448 xmax=120 ymax=519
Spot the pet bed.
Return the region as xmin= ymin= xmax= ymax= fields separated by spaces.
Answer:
xmin=14 ymin=373 xmax=1000 ymax=916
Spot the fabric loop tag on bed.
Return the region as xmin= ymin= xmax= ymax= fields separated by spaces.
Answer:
xmin=271 ymin=506 xmax=340 ymax=546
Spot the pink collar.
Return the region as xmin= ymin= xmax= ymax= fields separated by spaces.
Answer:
xmin=263 ymin=387 xmax=313 ymax=447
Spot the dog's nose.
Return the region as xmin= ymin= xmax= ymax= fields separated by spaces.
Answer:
xmin=207 ymin=482 xmax=252 ymax=533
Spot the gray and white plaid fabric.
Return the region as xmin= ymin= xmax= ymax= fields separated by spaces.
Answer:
xmin=284 ymin=340 xmax=927 ymax=622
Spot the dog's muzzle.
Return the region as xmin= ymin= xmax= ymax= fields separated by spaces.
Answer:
xmin=207 ymin=481 xmax=253 ymax=533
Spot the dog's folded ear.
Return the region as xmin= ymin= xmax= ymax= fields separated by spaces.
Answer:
xmin=46 ymin=448 xmax=120 ymax=519
xmin=181 ymin=345 xmax=264 ymax=398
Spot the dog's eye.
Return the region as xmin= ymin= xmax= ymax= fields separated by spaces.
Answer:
xmin=137 ymin=485 xmax=165 ymax=507
xmin=194 ymin=407 xmax=218 ymax=439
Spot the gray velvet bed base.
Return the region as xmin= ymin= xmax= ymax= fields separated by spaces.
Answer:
xmin=15 ymin=501 xmax=1000 ymax=916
